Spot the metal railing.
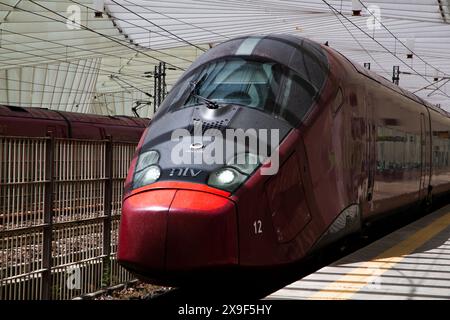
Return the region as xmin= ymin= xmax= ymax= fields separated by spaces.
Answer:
xmin=0 ymin=135 xmax=137 ymax=300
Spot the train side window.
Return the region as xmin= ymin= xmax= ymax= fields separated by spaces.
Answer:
xmin=332 ymin=87 xmax=344 ymax=116
xmin=277 ymin=71 xmax=316 ymax=125
xmin=376 ymin=125 xmax=421 ymax=172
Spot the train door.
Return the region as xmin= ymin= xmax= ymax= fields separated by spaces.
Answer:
xmin=419 ymin=112 xmax=432 ymax=201
xmin=365 ymin=89 xmax=375 ymax=204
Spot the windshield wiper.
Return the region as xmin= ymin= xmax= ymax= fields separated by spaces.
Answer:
xmin=187 ymin=75 xmax=220 ymax=109
xmin=190 ymin=92 xmax=220 ymax=109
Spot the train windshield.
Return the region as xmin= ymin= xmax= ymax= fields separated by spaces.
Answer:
xmin=161 ymin=58 xmax=318 ymax=126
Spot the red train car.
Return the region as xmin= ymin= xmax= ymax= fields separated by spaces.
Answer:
xmin=0 ymin=104 xmax=149 ymax=141
xmin=117 ymin=35 xmax=450 ymax=285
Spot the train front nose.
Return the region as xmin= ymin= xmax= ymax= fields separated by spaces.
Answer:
xmin=117 ymin=188 xmax=238 ymax=280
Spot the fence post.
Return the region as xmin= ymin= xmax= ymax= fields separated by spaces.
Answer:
xmin=102 ymin=136 xmax=113 ymax=287
xmin=42 ymin=133 xmax=55 ymax=300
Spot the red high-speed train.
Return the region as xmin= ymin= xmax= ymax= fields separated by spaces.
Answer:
xmin=0 ymin=105 xmax=149 ymax=141
xmin=118 ymin=34 xmax=450 ymax=285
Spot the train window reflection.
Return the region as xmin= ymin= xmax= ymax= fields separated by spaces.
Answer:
xmin=376 ymin=126 xmax=421 ymax=172
xmin=185 ymin=59 xmax=278 ymax=110
xmin=161 ymin=58 xmax=318 ymax=126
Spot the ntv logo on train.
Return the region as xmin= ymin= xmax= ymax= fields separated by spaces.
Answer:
xmin=169 ymin=167 xmax=203 ymax=178
xmin=170 ymin=123 xmax=280 ymax=176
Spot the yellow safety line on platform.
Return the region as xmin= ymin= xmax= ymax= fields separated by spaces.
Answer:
xmin=309 ymin=211 xmax=450 ymax=300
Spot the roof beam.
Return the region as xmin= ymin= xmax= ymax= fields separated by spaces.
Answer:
xmin=437 ymin=0 xmax=448 ymax=23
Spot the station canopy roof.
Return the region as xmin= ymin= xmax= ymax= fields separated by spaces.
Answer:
xmin=0 ymin=0 xmax=450 ymax=117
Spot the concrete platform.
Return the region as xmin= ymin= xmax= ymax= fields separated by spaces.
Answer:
xmin=267 ymin=205 xmax=450 ymax=300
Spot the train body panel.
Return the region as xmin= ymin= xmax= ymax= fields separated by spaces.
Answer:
xmin=0 ymin=105 xmax=69 ymax=137
xmin=363 ymin=74 xmax=429 ymax=218
xmin=0 ymin=104 xmax=149 ymax=141
xmin=429 ymin=107 xmax=450 ymax=196
xmin=117 ymin=34 xmax=450 ymax=285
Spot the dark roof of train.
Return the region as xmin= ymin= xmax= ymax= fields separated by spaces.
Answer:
xmin=0 ymin=105 xmax=64 ymax=120
xmin=338 ymin=51 xmax=450 ymax=118
xmin=0 ymin=105 xmax=149 ymax=127
xmin=178 ymin=34 xmax=329 ymax=95
xmin=188 ymin=34 xmax=328 ymax=69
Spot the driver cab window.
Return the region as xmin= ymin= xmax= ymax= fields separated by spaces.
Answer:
xmin=161 ymin=57 xmax=318 ymax=126
xmin=185 ymin=59 xmax=281 ymax=112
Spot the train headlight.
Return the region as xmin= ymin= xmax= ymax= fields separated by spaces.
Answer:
xmin=208 ymin=153 xmax=260 ymax=192
xmin=217 ymin=168 xmax=236 ymax=184
xmin=143 ymin=165 xmax=161 ymax=182
xmin=133 ymin=150 xmax=161 ymax=189
xmin=208 ymin=167 xmax=246 ymax=192
xmin=133 ymin=165 xmax=161 ymax=189
xmin=135 ymin=150 xmax=159 ymax=172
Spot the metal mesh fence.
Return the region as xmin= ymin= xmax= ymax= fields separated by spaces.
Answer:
xmin=0 ymin=136 xmax=137 ymax=300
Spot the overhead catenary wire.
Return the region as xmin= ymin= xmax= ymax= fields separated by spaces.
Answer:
xmin=1 ymin=0 xmax=449 ymax=113
xmin=1 ymin=87 xmax=155 ymax=113
xmin=0 ymin=45 xmax=159 ymax=85
xmin=0 ymin=37 xmax=178 ymax=82
xmin=0 ymin=1 xmax=188 ymax=113
xmin=0 ymin=73 xmax=153 ymax=97
xmin=0 ymin=13 xmax=324 ymax=67
xmin=0 ymin=0 xmax=187 ymax=71
xmin=0 ymin=26 xmax=196 ymax=65
xmin=0 ymin=3 xmax=318 ymax=66
xmin=98 ymin=0 xmax=230 ymax=40
xmin=189 ymin=0 xmax=449 ymax=24
xmin=0 ymin=89 xmax=147 ymax=103
xmin=321 ymin=0 xmax=450 ymax=99
xmin=329 ymin=7 xmax=391 ymax=77
xmin=69 ymin=0 xmax=205 ymax=60
xmin=0 ymin=19 xmax=330 ymax=75
xmin=111 ymin=75 xmax=153 ymax=97
xmin=110 ymin=0 xmax=207 ymax=52
xmin=357 ymin=0 xmax=450 ymax=78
